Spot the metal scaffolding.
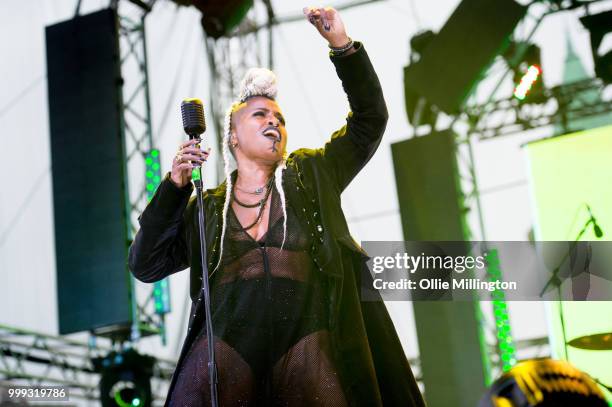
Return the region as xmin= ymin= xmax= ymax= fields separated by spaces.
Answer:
xmin=0 ymin=325 xmax=175 ymax=405
xmin=117 ymin=2 xmax=154 ymax=238
xmin=113 ymin=0 xmax=168 ymax=343
xmin=465 ymin=78 xmax=612 ymax=140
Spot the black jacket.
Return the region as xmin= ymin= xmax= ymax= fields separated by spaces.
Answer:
xmin=129 ymin=43 xmax=425 ymax=406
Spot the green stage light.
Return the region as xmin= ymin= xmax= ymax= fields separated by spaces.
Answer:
xmin=144 ymin=149 xmax=161 ymax=201
xmin=145 ymin=148 xmax=171 ymax=315
xmin=153 ymin=278 xmax=171 ymax=315
xmin=485 ymin=249 xmax=517 ymax=371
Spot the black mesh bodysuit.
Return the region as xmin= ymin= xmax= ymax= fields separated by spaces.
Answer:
xmin=168 ymin=186 xmax=348 ymax=406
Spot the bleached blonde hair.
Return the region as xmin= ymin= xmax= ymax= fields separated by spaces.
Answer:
xmin=214 ymin=68 xmax=288 ymax=274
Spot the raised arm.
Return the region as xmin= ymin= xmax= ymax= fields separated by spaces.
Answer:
xmin=304 ymin=7 xmax=389 ymax=192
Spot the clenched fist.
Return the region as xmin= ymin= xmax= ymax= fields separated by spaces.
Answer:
xmin=303 ymin=6 xmax=353 ymax=51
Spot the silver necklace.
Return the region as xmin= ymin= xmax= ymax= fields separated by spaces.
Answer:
xmin=234 ymin=180 xmax=270 ymax=195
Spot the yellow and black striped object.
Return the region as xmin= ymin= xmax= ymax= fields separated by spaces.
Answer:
xmin=480 ymin=358 xmax=608 ymax=407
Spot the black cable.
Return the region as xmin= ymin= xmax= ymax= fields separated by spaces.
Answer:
xmin=155 ymin=4 xmax=182 ymax=66
xmin=187 ymin=33 xmax=203 ymax=98
xmin=202 ymin=34 xmax=224 ymax=182
xmin=170 ymin=21 xmax=210 ymax=356
xmin=479 ymin=179 xmax=528 ymax=195
xmin=275 ymin=25 xmax=326 ymax=141
xmin=153 ymin=20 xmax=198 ymax=142
xmin=407 ymin=0 xmax=422 ymax=29
xmin=0 ymin=75 xmax=45 ymax=122
xmin=347 ymin=209 xmax=399 ymax=223
xmin=382 ymin=1 xmax=421 ymax=29
xmin=261 ymin=0 xmax=276 ymax=69
xmin=0 ymin=167 xmax=50 ymax=248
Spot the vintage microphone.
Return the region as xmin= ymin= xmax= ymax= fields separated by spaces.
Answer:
xmin=180 ymin=98 xmax=218 ymax=407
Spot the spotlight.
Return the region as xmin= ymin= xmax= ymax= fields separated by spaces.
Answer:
xmin=514 ymin=64 xmax=542 ymax=100
xmin=170 ymin=0 xmax=254 ymax=38
xmin=403 ymin=0 xmax=527 ymax=114
xmin=504 ymin=42 xmax=545 ymax=102
xmin=404 ymin=30 xmax=438 ymax=127
xmin=92 ymin=348 xmax=155 ymax=407
xmin=409 ymin=30 xmax=436 ymax=63
xmin=581 ymin=10 xmax=612 ymax=84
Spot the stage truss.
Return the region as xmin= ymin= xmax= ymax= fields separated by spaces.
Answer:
xmin=0 ymin=325 xmax=174 ymax=405
xmin=463 ymin=78 xmax=612 ymax=141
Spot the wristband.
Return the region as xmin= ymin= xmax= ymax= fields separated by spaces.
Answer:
xmin=328 ymin=37 xmax=354 ymax=56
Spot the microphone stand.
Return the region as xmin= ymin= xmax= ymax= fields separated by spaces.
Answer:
xmin=192 ymin=163 xmax=218 ymax=407
xmin=539 ymin=218 xmax=593 ymax=361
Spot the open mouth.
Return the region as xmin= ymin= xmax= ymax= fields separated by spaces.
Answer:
xmin=262 ymin=127 xmax=281 ymax=140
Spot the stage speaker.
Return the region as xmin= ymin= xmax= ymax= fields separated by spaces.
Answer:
xmin=404 ymin=0 xmax=527 ymax=114
xmin=392 ymin=130 xmax=487 ymax=407
xmin=46 ymin=9 xmax=131 ymax=335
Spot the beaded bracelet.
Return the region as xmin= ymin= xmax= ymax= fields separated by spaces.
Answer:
xmin=328 ymin=37 xmax=354 ymax=56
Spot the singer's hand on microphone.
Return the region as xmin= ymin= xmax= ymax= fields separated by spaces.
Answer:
xmin=302 ymin=6 xmax=351 ymax=49
xmin=171 ymin=139 xmax=210 ymax=188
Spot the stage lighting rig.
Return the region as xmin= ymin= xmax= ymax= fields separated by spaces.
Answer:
xmin=92 ymin=348 xmax=155 ymax=407
xmin=404 ymin=30 xmax=438 ymax=127
xmin=403 ymin=0 xmax=527 ymax=122
xmin=171 ymin=0 xmax=254 ymax=38
xmin=503 ymin=42 xmax=545 ymax=102
xmin=540 ymin=0 xmax=588 ymax=11
xmin=125 ymin=0 xmax=155 ymax=12
xmin=581 ymin=9 xmax=612 ymax=84
xmin=409 ymin=30 xmax=436 ymax=64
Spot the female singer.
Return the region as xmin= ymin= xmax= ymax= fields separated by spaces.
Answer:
xmin=129 ymin=6 xmax=424 ymax=406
